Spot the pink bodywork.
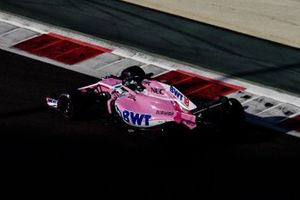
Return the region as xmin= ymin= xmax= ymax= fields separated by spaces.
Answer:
xmin=79 ymin=78 xmax=197 ymax=129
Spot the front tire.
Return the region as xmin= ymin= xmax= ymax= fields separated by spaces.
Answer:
xmin=57 ymin=90 xmax=83 ymax=119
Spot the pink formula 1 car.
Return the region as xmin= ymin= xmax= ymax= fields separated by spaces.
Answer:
xmin=46 ymin=66 xmax=244 ymax=131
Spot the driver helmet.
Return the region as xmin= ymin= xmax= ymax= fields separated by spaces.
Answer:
xmin=121 ymin=66 xmax=145 ymax=91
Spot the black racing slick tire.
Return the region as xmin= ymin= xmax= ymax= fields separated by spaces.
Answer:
xmin=228 ymin=98 xmax=245 ymax=122
xmin=204 ymin=98 xmax=245 ymax=133
xmin=57 ymin=90 xmax=83 ymax=119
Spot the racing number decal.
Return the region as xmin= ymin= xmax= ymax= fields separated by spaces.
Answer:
xmin=122 ymin=110 xmax=151 ymax=126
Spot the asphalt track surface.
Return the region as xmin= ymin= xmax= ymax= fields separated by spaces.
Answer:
xmin=1 ymin=49 xmax=300 ymax=198
xmin=0 ymin=0 xmax=300 ymax=96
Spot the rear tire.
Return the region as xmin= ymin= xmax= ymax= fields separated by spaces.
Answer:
xmin=219 ymin=98 xmax=245 ymax=131
xmin=228 ymin=98 xmax=245 ymax=122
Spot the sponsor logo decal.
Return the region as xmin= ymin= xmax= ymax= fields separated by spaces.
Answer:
xmin=122 ymin=110 xmax=152 ymax=126
xmin=151 ymin=87 xmax=164 ymax=95
xmin=170 ymin=86 xmax=190 ymax=106
xmin=156 ymin=110 xmax=174 ymax=116
xmin=170 ymin=86 xmax=183 ymax=100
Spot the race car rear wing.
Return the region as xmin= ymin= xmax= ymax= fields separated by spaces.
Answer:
xmin=192 ymin=96 xmax=229 ymax=116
